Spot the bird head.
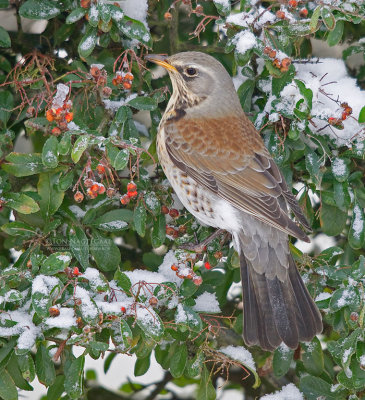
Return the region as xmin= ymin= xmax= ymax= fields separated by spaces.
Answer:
xmin=145 ymin=51 xmax=242 ymax=114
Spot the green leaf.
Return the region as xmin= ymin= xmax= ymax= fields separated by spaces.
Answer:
xmin=329 ymin=286 xmax=360 ymax=312
xmin=0 ymin=91 xmax=14 ymax=126
xmin=40 ymin=251 xmax=72 ymax=275
xmin=69 ymin=226 xmax=89 ymax=269
xmin=175 ymin=304 xmax=202 ymax=332
xmin=88 ymin=4 xmax=99 ymax=27
xmin=0 ymin=26 xmax=10 ymax=48
xmin=144 ymin=192 xmax=160 ymax=214
xmin=47 ymin=375 xmax=65 ymax=400
xmin=338 ymin=357 xmax=365 ymax=391
xmin=151 ymin=214 xmax=166 ymax=248
xmin=273 ymin=343 xmax=294 ymax=377
xmin=169 ymin=343 xmax=187 ymax=378
xmin=114 ymin=268 xmax=132 ymax=292
xmin=305 ymin=149 xmax=322 ymax=185
xmin=0 ymin=1 xmax=9 ymax=9
xmin=321 ymin=7 xmax=335 ymax=30
xmin=1 ymin=221 xmax=36 ymax=238
xmin=359 ymin=106 xmax=365 ymax=123
xmin=110 ymin=320 xmax=133 ymax=351
xmin=66 ymin=7 xmax=87 ymax=24
xmin=35 ymin=344 xmax=56 ymax=386
xmin=213 ymin=0 xmax=230 ymax=15
xmin=78 ymin=27 xmax=97 ymax=58
xmin=128 ymin=96 xmax=157 ymax=111
xmin=38 ymin=173 xmax=65 ymax=219
xmin=348 ymin=203 xmax=365 ymax=250
xmin=2 ymin=153 xmax=46 ymax=177
xmin=320 ymin=203 xmax=347 ymax=236
xmin=236 ymin=80 xmax=254 ymax=112
xmin=327 ymin=20 xmax=344 ymax=47
xmin=42 ymin=136 xmax=59 ymax=168
xmin=0 ymin=369 xmax=18 ymax=400
xmin=302 ymin=337 xmax=324 ymax=376
xmin=310 ymin=6 xmax=321 ymax=32
xmin=6 ymin=354 xmax=33 ymax=391
xmin=115 ymin=16 xmax=151 ymax=45
xmin=331 ymin=158 xmax=349 ymax=182
xmin=197 ymin=365 xmax=216 ymax=400
xmin=300 ymin=375 xmax=339 ymax=400
xmin=2 ymin=193 xmax=39 ymax=214
xmin=19 ymin=0 xmax=60 ymax=20
xmin=58 ymin=132 xmax=72 ymax=155
xmin=295 ymin=79 xmax=313 ymax=109
xmin=0 ymin=339 xmax=17 ymax=369
xmin=64 ymin=356 xmax=84 ymax=399
xmin=185 ymin=351 xmax=204 ymax=378
xmin=71 ymin=136 xmax=89 ymax=163
xmin=113 ymin=149 xmax=129 ymax=170
xmin=91 ymin=209 xmax=132 ymax=232
xmin=134 ymin=354 xmax=151 ymax=377
xmin=134 ymin=202 xmax=147 ymax=237
xmin=136 ymin=304 xmax=164 ymax=340
xmin=90 ymin=231 xmax=121 ymax=271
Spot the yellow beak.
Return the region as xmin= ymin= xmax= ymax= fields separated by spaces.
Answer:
xmin=145 ymin=54 xmax=177 ymax=72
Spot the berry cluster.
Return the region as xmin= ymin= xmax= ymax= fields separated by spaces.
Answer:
xmin=328 ymin=102 xmax=353 ymax=129
xmin=120 ymin=182 xmax=138 ymax=205
xmin=276 ymin=4 xmax=308 ymax=19
xmin=170 ymin=264 xmax=202 ymax=286
xmin=112 ymin=71 xmax=134 ymax=90
xmin=264 ymin=47 xmax=292 ymax=72
xmin=74 ymin=161 xmax=118 ymax=203
xmin=46 ymin=102 xmax=73 ymax=136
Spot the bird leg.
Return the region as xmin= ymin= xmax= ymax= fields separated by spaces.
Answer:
xmin=179 ymin=229 xmax=226 ymax=253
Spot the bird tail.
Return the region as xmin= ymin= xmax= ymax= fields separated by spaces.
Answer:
xmin=240 ymin=246 xmax=322 ymax=351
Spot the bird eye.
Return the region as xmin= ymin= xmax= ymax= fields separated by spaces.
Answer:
xmin=185 ymin=67 xmax=197 ymax=76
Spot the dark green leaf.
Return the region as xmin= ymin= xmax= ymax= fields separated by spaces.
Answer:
xmin=128 ymin=96 xmax=157 ymax=111
xmin=237 ymin=80 xmax=254 ymax=112
xmin=91 ymin=209 xmax=132 ymax=232
xmin=359 ymin=106 xmax=365 ymax=123
xmin=0 ymin=91 xmax=14 ymax=126
xmin=66 ymin=7 xmax=87 ymax=24
xmin=169 ymin=343 xmax=187 ymax=378
xmin=2 ymin=193 xmax=40 ymax=214
xmin=78 ymin=27 xmax=97 ymax=58
xmin=71 ymin=136 xmax=89 ymax=163
xmin=302 ymin=337 xmax=324 ymax=376
xmin=134 ymin=202 xmax=147 ymax=237
xmin=320 ymin=203 xmax=347 ymax=236
xmin=273 ymin=344 xmax=294 ymax=377
xmin=348 ymin=203 xmax=365 ymax=250
xmin=0 ymin=368 xmax=18 ymax=400
xmin=197 ymin=365 xmax=216 ymax=400
xmin=114 ymin=268 xmax=132 ymax=292
xmin=0 ymin=26 xmax=10 ymax=48
xmin=300 ymin=375 xmax=339 ymax=400
xmin=134 ymin=354 xmax=150 ymax=377
xmin=38 ymin=172 xmax=65 ymax=219
xmin=35 ymin=344 xmax=56 ymax=386
xmin=2 ymin=153 xmax=46 ymax=177
xmin=42 ymin=136 xmax=59 ymax=168
xmin=90 ymin=231 xmax=121 ymax=271
xmin=151 ymin=214 xmax=166 ymax=248
xmin=47 ymin=375 xmax=65 ymax=400
xmin=113 ymin=149 xmax=129 ymax=170
xmin=321 ymin=7 xmax=335 ymax=30
xmin=69 ymin=226 xmax=89 ymax=269
xmin=1 ymin=221 xmax=36 ymax=238
xmin=40 ymin=252 xmax=72 ymax=275
xmin=327 ymin=20 xmax=344 ymax=46
xmin=64 ymin=356 xmax=84 ymax=399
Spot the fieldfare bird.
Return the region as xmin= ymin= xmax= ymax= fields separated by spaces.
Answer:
xmin=145 ymin=51 xmax=322 ymax=351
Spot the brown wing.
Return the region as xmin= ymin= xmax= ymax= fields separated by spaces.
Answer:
xmin=163 ymin=114 xmax=310 ymax=241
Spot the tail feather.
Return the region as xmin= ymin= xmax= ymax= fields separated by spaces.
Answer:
xmin=241 ymin=250 xmax=322 ymax=351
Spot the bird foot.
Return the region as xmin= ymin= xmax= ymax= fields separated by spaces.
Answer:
xmin=179 ymin=229 xmax=226 ymax=254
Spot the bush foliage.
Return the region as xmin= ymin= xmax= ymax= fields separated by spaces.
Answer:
xmin=0 ymin=0 xmax=365 ymax=399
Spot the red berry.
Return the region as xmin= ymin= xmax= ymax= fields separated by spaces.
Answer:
xmin=149 ymin=297 xmax=158 ymax=306
xmin=342 ymin=112 xmax=348 ymax=121
xmin=74 ymin=191 xmax=84 ymax=203
xmin=49 ymin=306 xmax=60 ymax=317
xmin=164 ymin=11 xmax=172 ymax=20
xmin=276 ymin=10 xmax=285 ymax=19
xmin=121 ymin=306 xmax=126 ymax=313
xmin=204 ymin=261 xmax=212 ymax=270
xmin=123 ymin=81 xmax=132 ymax=90
xmin=84 ymin=178 xmax=93 ymax=188
xmin=27 ymin=259 xmax=32 ymax=268
xmin=264 ymin=46 xmax=271 ymax=55
xmin=127 ymin=190 xmax=138 ymax=198
xmin=299 ymin=8 xmax=308 ymax=17
xmin=268 ymin=49 xmax=277 ymax=59
xmin=120 ymin=195 xmax=130 ymax=205
xmin=272 ymin=58 xmax=281 ymax=69
xmin=127 ymin=182 xmax=137 ymax=191
xmin=97 ymin=183 xmax=106 ymax=194
xmin=112 ymin=78 xmax=119 ymax=86
xmin=288 ymin=0 xmax=297 ymax=7
xmin=161 ymin=205 xmax=169 ymax=214
xmin=124 ymin=73 xmax=134 ymax=81
xmin=102 ymin=86 xmax=112 ymax=98
xmin=73 ymin=267 xmax=81 ymax=276
xmin=171 ymin=264 xmax=178 ymax=271
xmin=169 ymin=208 xmax=179 ymax=218
xmin=65 ymin=112 xmax=73 ymax=123
xmin=193 ymin=276 xmax=203 ymax=286
xmin=90 ymin=66 xmax=100 ymax=77
xmin=87 ymin=188 xmax=98 ymax=199
xmin=91 ymin=183 xmax=99 ymax=193
xmin=281 ymin=58 xmax=291 ymax=68
xmin=80 ymin=0 xmax=90 ymax=8
xmin=96 ymin=164 xmax=105 ymax=174
xmin=51 ymin=127 xmax=62 ymax=136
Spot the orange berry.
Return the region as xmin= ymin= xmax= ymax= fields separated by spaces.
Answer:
xmin=90 ymin=66 xmax=100 ymax=77
xmin=124 ymin=73 xmax=134 ymax=81
xmin=171 ymin=264 xmax=178 ymax=271
xmin=27 ymin=259 xmax=32 ymax=268
xmin=276 ymin=10 xmax=285 ymax=19
xmin=350 ymin=312 xmax=359 ymax=322
xmin=281 ymin=58 xmax=291 ymax=68
xmin=63 ymin=102 xmax=72 ymax=110
xmin=49 ymin=306 xmax=60 ymax=317
xmin=288 ymin=0 xmax=297 ymax=7
xmin=149 ymin=297 xmax=158 ymax=306
xmin=342 ymin=112 xmax=348 ymax=121
xmin=193 ymin=276 xmax=203 ymax=286
xmin=120 ymin=194 xmax=130 ymax=205
xmin=214 ymin=251 xmax=223 ymax=259
xmin=113 ymin=2 xmax=120 ymax=7
xmin=51 ymin=127 xmax=62 ymax=136
xmin=74 ymin=191 xmax=84 ymax=203
xmin=268 ymin=49 xmax=277 ymax=59
xmin=123 ymin=81 xmax=132 ymax=90
xmin=26 ymin=106 xmax=35 ymax=117
xmin=127 ymin=182 xmax=137 ymax=192
xmin=299 ymin=8 xmax=308 ymax=17
xmin=169 ymin=208 xmax=179 ymax=218
xmin=127 ymin=190 xmax=138 ymax=198
xmin=87 ymin=188 xmax=98 ymax=199
xmin=106 ymin=187 xmax=116 ymax=198
xmin=90 ymin=183 xmax=99 ymax=193
xmin=46 ymin=109 xmax=54 ymax=122
xmin=112 ymin=78 xmax=119 ymax=86
xmin=272 ymin=58 xmax=281 ymax=68
xmin=84 ymin=178 xmax=93 ymax=188
xmin=80 ymin=0 xmax=90 ymax=8
xmin=65 ymin=112 xmax=73 ymax=122
xmin=97 ymin=183 xmax=106 ymax=194
xmin=178 ymin=225 xmax=187 ymax=234
xmin=164 ymin=11 xmax=172 ymax=20
xmin=58 ymin=121 xmax=68 ymax=130
xmin=96 ymin=164 xmax=105 ymax=174
xmin=102 ymin=86 xmax=112 ymax=98
xmin=73 ymin=267 xmax=81 ymax=276
xmin=166 ymin=226 xmax=176 ymax=236
xmin=55 ymin=107 xmax=62 ymax=115
xmin=161 ymin=205 xmax=169 ymax=214
xmin=204 ymin=261 xmax=212 ymax=270
xmin=263 ymin=46 xmax=271 ymax=55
